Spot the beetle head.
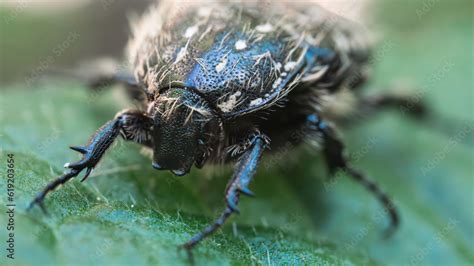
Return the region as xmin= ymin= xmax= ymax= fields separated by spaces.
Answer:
xmin=151 ymin=88 xmax=216 ymax=176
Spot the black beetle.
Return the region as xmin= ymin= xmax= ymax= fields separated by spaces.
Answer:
xmin=29 ymin=0 xmax=435 ymax=252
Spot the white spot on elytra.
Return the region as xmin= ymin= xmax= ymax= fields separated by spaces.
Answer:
xmin=275 ymin=62 xmax=282 ymax=71
xmin=250 ymin=98 xmax=263 ymax=106
xmin=215 ymin=57 xmax=228 ymax=72
xmin=217 ymin=91 xmax=242 ymax=112
xmin=273 ymin=77 xmax=282 ymax=89
xmin=255 ymin=23 xmax=273 ymax=33
xmin=197 ymin=7 xmax=212 ymax=17
xmin=235 ymin=39 xmax=247 ymax=50
xmin=284 ymin=61 xmax=297 ymax=71
xmin=183 ymin=25 xmax=198 ymax=38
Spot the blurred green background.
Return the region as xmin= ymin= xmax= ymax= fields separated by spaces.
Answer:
xmin=0 ymin=0 xmax=472 ymax=265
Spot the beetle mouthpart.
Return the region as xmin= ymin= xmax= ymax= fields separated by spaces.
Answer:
xmin=152 ymin=162 xmax=163 ymax=170
xmin=171 ymin=169 xmax=187 ymax=176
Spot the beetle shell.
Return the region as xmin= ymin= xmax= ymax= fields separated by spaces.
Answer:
xmin=127 ymin=0 xmax=373 ymax=118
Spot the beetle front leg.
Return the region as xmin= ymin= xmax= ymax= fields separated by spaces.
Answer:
xmin=27 ymin=110 xmax=153 ymax=213
xmin=182 ymin=132 xmax=268 ymax=252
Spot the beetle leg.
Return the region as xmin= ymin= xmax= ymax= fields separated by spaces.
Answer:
xmin=86 ymin=71 xmax=149 ymax=102
xmin=332 ymin=91 xmax=473 ymax=144
xmin=50 ymin=59 xmax=147 ymax=101
xmin=182 ymin=132 xmax=268 ymax=252
xmin=306 ymin=114 xmax=399 ymax=236
xmin=331 ymin=91 xmax=428 ymax=126
xmin=27 ymin=110 xmax=153 ymax=213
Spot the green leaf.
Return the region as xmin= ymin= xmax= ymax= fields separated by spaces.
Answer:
xmin=0 ymin=0 xmax=472 ymax=265
xmin=0 ymin=86 xmax=371 ymax=265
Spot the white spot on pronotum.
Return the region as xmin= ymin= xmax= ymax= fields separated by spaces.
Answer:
xmin=284 ymin=61 xmax=297 ymax=71
xmin=64 ymin=162 xmax=70 ymax=168
xmin=272 ymin=77 xmax=282 ymax=89
xmin=255 ymin=23 xmax=273 ymax=33
xmin=217 ymin=91 xmax=242 ymax=112
xmin=174 ymin=46 xmax=187 ymax=64
xmin=215 ymin=57 xmax=228 ymax=72
xmin=275 ymin=62 xmax=282 ymax=71
xmin=250 ymin=98 xmax=263 ymax=106
xmin=183 ymin=25 xmax=199 ymax=38
xmin=235 ymin=39 xmax=247 ymax=50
